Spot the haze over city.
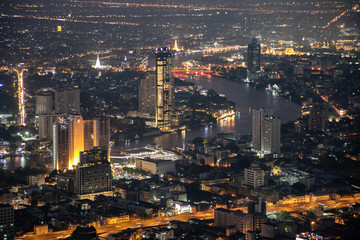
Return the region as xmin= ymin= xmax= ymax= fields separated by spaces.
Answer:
xmin=0 ymin=0 xmax=360 ymax=239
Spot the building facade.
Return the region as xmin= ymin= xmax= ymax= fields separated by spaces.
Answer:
xmin=0 ymin=204 xmax=14 ymax=240
xmin=55 ymin=88 xmax=80 ymax=114
xmin=135 ymin=158 xmax=176 ymax=175
xmin=75 ymin=148 xmax=112 ymax=199
xmin=53 ymin=116 xmax=110 ymax=170
xmin=252 ymin=108 xmax=273 ymax=152
xmin=155 ymin=47 xmax=174 ymax=132
xmin=244 ymin=163 xmax=265 ymax=188
xmin=139 ymin=73 xmax=157 ymax=116
xmin=35 ymin=93 xmax=53 ymax=115
xmin=262 ymin=116 xmax=281 ymax=156
xmin=247 ymin=38 xmax=261 ymax=74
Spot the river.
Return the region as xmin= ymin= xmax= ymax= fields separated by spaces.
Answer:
xmin=112 ymin=53 xmax=301 ymax=150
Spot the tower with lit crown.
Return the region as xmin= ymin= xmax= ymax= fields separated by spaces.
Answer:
xmin=247 ymin=38 xmax=261 ymax=74
xmin=155 ymin=47 xmax=174 ymax=132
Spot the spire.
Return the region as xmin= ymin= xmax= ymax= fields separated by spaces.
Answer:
xmin=174 ymin=39 xmax=179 ymax=52
xmin=95 ymin=54 xmax=101 ymax=68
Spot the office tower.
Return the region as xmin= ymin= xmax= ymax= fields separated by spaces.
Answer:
xmin=98 ymin=118 xmax=110 ymax=160
xmin=84 ymin=118 xmax=110 ymax=160
xmin=39 ymin=114 xmax=65 ymax=140
xmin=84 ymin=120 xmax=97 ymax=151
xmin=247 ymin=38 xmax=261 ymax=74
xmin=36 ymin=93 xmax=53 ymax=115
xmin=55 ymin=88 xmax=80 ymax=114
xmin=53 ymin=118 xmax=70 ymax=170
xmin=155 ymin=47 xmax=174 ymax=132
xmin=262 ymin=116 xmax=281 ymax=156
xmin=139 ymin=73 xmax=156 ymax=116
xmin=53 ymin=115 xmax=84 ymax=170
xmin=0 ymin=204 xmax=14 ymax=240
xmin=252 ymin=108 xmax=274 ymax=152
xmin=244 ymin=163 xmax=265 ymax=188
xmin=75 ymin=147 xmax=112 ymax=200
xmin=69 ymin=115 xmax=84 ymax=167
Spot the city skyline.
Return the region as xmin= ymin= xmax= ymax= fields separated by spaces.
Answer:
xmin=0 ymin=0 xmax=359 ymax=239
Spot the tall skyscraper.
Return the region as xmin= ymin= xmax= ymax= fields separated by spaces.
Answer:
xmin=155 ymin=47 xmax=174 ymax=132
xmin=54 ymin=116 xmax=110 ymax=170
xmin=53 ymin=118 xmax=71 ymax=170
xmin=75 ymin=147 xmax=112 ymax=200
xmin=97 ymin=118 xmax=110 ymax=160
xmin=69 ymin=115 xmax=84 ymax=167
xmin=55 ymin=88 xmax=80 ymax=114
xmin=252 ymin=108 xmax=273 ymax=152
xmin=252 ymin=108 xmax=280 ymax=157
xmin=247 ymin=38 xmax=261 ymax=74
xmin=39 ymin=114 xmax=65 ymax=140
xmin=84 ymin=118 xmax=110 ymax=160
xmin=262 ymin=116 xmax=281 ymax=156
xmin=53 ymin=115 xmax=84 ymax=170
xmin=139 ymin=73 xmax=156 ymax=116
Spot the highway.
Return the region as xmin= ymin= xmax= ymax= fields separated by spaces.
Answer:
xmin=17 ymin=210 xmax=214 ymax=240
xmin=17 ymin=197 xmax=360 ymax=239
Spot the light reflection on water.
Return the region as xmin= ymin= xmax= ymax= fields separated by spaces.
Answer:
xmin=112 ymin=73 xmax=300 ymax=151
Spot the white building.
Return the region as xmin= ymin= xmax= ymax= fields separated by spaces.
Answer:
xmin=135 ymin=158 xmax=175 ymax=175
xmin=252 ymin=108 xmax=273 ymax=152
xmin=262 ymin=116 xmax=281 ymax=156
xmin=244 ymin=163 xmax=265 ymax=188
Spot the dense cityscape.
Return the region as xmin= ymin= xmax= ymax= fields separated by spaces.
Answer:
xmin=0 ymin=0 xmax=359 ymax=239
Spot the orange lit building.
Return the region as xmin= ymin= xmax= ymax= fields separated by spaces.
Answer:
xmin=53 ymin=116 xmax=110 ymax=170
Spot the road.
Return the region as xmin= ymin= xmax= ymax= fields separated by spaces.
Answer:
xmin=17 ymin=210 xmax=214 ymax=240
xmin=17 ymin=197 xmax=360 ymax=239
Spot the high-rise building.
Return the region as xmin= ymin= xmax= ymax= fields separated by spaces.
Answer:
xmin=247 ymin=38 xmax=261 ymax=74
xmin=252 ymin=108 xmax=273 ymax=152
xmin=84 ymin=118 xmax=110 ymax=160
xmin=139 ymin=73 xmax=156 ymax=116
xmin=0 ymin=204 xmax=14 ymax=240
xmin=36 ymin=93 xmax=53 ymax=115
xmin=75 ymin=147 xmax=112 ymax=200
xmin=69 ymin=115 xmax=84 ymax=167
xmin=55 ymin=88 xmax=80 ymax=114
xmin=262 ymin=116 xmax=281 ymax=156
xmin=155 ymin=47 xmax=174 ymax=132
xmin=53 ymin=116 xmax=110 ymax=170
xmin=53 ymin=115 xmax=84 ymax=170
xmin=84 ymin=119 xmax=98 ymax=151
xmin=98 ymin=118 xmax=110 ymax=160
xmin=53 ymin=118 xmax=71 ymax=170
xmin=244 ymin=163 xmax=265 ymax=188
xmin=39 ymin=114 xmax=66 ymax=140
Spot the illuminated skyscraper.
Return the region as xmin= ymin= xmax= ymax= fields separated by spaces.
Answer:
xmin=252 ymin=108 xmax=273 ymax=152
xmin=155 ymin=47 xmax=174 ymax=132
xmin=247 ymin=38 xmax=261 ymax=74
xmin=84 ymin=118 xmax=110 ymax=160
xmin=262 ymin=116 xmax=281 ymax=156
xmin=139 ymin=73 xmax=156 ymax=116
xmin=53 ymin=118 xmax=71 ymax=170
xmin=53 ymin=115 xmax=84 ymax=170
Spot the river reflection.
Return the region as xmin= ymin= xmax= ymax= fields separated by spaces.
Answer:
xmin=112 ymin=73 xmax=301 ymax=151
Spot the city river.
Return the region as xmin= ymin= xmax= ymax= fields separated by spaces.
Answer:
xmin=113 ymin=64 xmax=301 ymax=150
